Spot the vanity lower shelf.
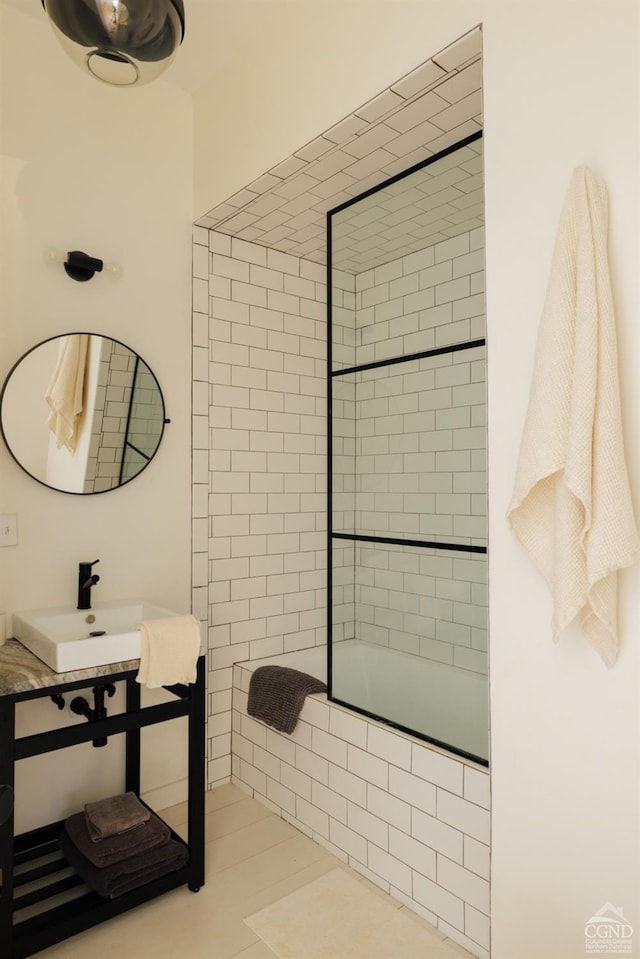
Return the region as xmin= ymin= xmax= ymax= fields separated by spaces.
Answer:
xmin=0 ymin=648 xmax=206 ymax=959
xmin=11 ymin=816 xmax=192 ymax=958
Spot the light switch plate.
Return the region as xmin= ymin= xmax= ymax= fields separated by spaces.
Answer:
xmin=0 ymin=514 xmax=18 ymax=547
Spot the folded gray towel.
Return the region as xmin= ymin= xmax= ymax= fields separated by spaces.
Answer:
xmin=64 ymin=810 xmax=170 ymax=868
xmin=59 ymin=829 xmax=188 ymax=899
xmin=85 ymin=792 xmax=150 ymax=842
xmin=247 ymin=665 xmax=326 ymax=734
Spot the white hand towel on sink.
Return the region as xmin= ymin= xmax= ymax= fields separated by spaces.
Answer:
xmin=136 ymin=614 xmax=201 ymax=688
xmin=507 ymin=166 xmax=639 ymax=667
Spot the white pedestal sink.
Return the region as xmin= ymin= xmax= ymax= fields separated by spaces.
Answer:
xmin=12 ymin=600 xmax=181 ymax=672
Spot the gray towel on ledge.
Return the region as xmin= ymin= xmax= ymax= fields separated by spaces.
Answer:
xmin=85 ymin=791 xmax=150 ymax=842
xmin=64 ymin=810 xmax=170 ymax=868
xmin=247 ymin=665 xmax=326 ymax=734
xmin=59 ymin=829 xmax=188 ymax=899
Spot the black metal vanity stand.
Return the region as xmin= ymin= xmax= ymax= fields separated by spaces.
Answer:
xmin=0 ymin=645 xmax=206 ymax=958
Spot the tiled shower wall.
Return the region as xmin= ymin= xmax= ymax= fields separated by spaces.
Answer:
xmin=190 ymin=28 xmax=489 ymax=956
xmin=85 ymin=339 xmax=135 ymax=493
xmin=191 ymin=227 xmax=328 ymax=786
xmin=332 ymin=226 xmax=487 ymax=672
xmin=120 ymin=361 xmax=165 ymax=483
xmin=85 ymin=340 xmax=164 ymax=492
xmin=191 ymin=220 xmax=488 ymax=782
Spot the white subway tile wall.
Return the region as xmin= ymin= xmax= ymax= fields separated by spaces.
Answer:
xmin=192 ymin=232 xmax=328 ymax=786
xmin=85 ymin=338 xmax=159 ymax=493
xmin=232 ymin=664 xmax=490 ymax=959
xmin=331 ymin=226 xmax=487 ymax=672
xmin=119 ymin=361 xmax=164 ymax=484
xmin=192 ymin=225 xmax=488 ymax=956
xmin=191 ymin=25 xmax=488 ymax=958
xmin=330 ymin=140 xmax=484 ymax=276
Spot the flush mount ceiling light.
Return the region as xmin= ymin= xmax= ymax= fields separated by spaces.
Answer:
xmin=41 ymin=0 xmax=185 ymax=87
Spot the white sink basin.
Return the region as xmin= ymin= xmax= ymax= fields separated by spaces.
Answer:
xmin=12 ymin=599 xmax=181 ymax=672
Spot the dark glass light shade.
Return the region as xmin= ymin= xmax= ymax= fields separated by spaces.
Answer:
xmin=41 ymin=0 xmax=185 ymax=87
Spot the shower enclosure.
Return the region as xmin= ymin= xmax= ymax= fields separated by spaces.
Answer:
xmin=328 ymin=133 xmax=488 ymax=765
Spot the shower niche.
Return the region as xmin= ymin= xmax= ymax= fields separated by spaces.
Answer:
xmin=328 ymin=132 xmax=489 ymax=765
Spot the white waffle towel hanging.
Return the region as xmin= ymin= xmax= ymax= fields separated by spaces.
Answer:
xmin=507 ymin=166 xmax=639 ymax=667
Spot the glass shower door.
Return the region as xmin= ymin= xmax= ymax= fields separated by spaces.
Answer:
xmin=327 ymin=133 xmax=489 ymax=764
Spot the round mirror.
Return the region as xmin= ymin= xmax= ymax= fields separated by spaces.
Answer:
xmin=0 ymin=333 xmax=167 ymax=494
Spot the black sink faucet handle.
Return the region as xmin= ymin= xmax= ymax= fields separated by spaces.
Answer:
xmin=78 ymin=559 xmax=100 ymax=610
xmin=80 ymin=558 xmax=100 ymax=585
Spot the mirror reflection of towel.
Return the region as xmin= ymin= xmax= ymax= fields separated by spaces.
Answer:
xmin=45 ymin=333 xmax=89 ymax=453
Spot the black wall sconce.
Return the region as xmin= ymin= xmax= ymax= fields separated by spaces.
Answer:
xmin=46 ymin=247 xmax=121 ymax=282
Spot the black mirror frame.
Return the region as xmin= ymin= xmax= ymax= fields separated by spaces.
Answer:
xmin=0 ymin=333 xmax=168 ymax=496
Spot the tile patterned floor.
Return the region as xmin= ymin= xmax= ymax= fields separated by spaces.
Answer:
xmin=39 ymin=784 xmax=476 ymax=959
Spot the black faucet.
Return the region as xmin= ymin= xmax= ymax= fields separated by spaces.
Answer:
xmin=77 ymin=559 xmax=100 ymax=610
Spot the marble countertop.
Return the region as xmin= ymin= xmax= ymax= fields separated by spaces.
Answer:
xmin=0 ymin=639 xmax=139 ymax=698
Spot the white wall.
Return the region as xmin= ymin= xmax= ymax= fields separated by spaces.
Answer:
xmin=194 ymin=3 xmax=640 ymax=958
xmin=484 ymin=6 xmax=639 ymax=958
xmin=0 ymin=6 xmax=194 ymax=829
